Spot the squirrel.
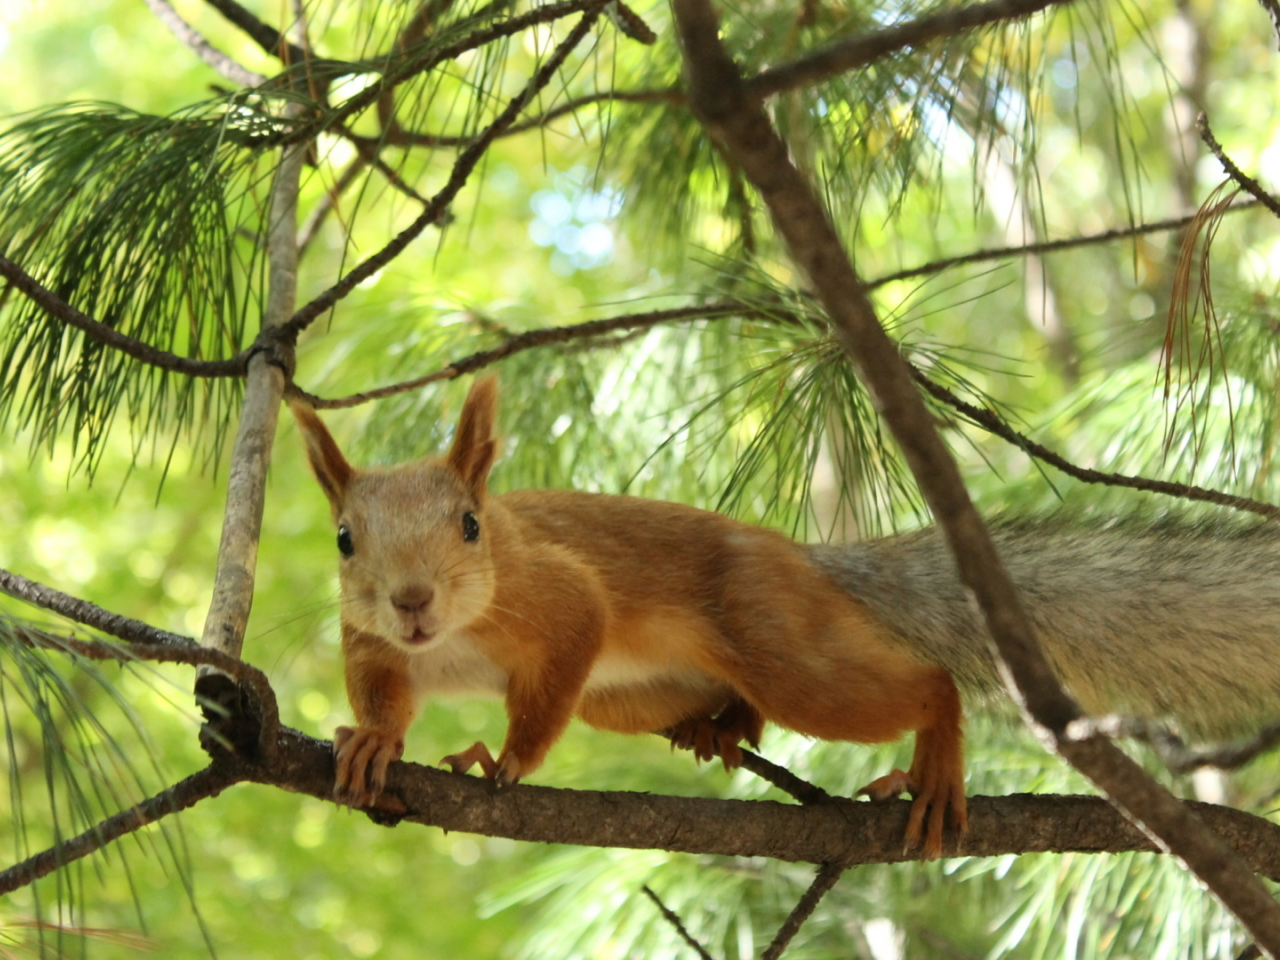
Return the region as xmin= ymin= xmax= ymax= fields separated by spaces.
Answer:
xmin=290 ymin=376 xmax=1280 ymax=859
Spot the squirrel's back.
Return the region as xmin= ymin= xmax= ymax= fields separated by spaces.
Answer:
xmin=808 ymin=518 xmax=1280 ymax=739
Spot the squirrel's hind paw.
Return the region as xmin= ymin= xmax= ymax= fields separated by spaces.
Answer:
xmin=442 ymin=741 xmax=500 ymax=778
xmin=858 ymin=767 xmax=968 ymax=860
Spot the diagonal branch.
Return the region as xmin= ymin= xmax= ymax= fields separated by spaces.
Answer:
xmin=282 ymin=0 xmax=609 ymax=339
xmin=747 ymin=0 xmax=1080 ymax=100
xmin=202 ymin=0 xmax=310 ymax=64
xmin=672 ymin=0 xmax=1280 ymax=948
xmin=293 ymin=304 xmax=740 ymax=408
xmin=0 ymin=764 xmax=239 ymax=897
xmin=908 ymin=368 xmax=1280 ymax=522
xmin=641 ymin=886 xmax=716 ymax=960
xmin=145 ymin=0 xmax=266 ymax=87
xmin=1198 ymin=114 xmax=1280 ymax=219
xmin=0 ymin=255 xmax=244 ymax=378
xmin=760 ymin=858 xmax=851 ymax=960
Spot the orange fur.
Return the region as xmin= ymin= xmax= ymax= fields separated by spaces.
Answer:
xmin=293 ymin=378 xmax=967 ymax=858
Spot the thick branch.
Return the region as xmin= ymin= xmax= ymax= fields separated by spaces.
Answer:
xmin=247 ymin=728 xmax=1280 ymax=873
xmin=0 ymin=764 xmax=237 ymax=897
xmin=0 ymin=255 xmax=244 ymax=378
xmin=673 ymin=0 xmax=1280 ymax=948
xmin=14 ymin=725 xmax=1280 ymax=900
xmin=282 ymin=1 xmax=607 ymax=338
xmin=747 ymin=0 xmax=1079 ymax=100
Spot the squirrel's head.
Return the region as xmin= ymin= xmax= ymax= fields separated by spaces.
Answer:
xmin=290 ymin=377 xmax=500 ymax=652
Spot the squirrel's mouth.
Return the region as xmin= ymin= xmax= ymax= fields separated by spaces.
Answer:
xmin=404 ymin=627 xmax=436 ymax=646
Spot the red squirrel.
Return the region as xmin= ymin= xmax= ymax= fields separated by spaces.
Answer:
xmin=290 ymin=376 xmax=965 ymax=857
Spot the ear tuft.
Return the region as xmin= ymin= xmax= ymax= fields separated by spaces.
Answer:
xmin=446 ymin=377 xmax=500 ymax=500
xmin=289 ymin=399 xmax=355 ymax=510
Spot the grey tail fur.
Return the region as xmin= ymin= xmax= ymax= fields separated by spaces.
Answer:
xmin=806 ymin=517 xmax=1280 ymax=740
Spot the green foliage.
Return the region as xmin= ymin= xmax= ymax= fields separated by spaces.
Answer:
xmin=5 ymin=0 xmax=1280 ymax=956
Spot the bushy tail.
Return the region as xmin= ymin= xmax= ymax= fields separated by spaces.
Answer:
xmin=807 ymin=518 xmax=1280 ymax=739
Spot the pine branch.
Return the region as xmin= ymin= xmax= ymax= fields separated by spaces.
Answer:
xmin=145 ymin=0 xmax=266 ymax=87
xmin=760 ymin=859 xmax=850 ymax=960
xmin=0 ymin=254 xmax=244 ymax=378
xmin=748 ymin=0 xmax=1081 ymax=100
xmin=641 ymin=886 xmax=717 ymax=960
xmin=11 ymin=721 xmax=1280 ymax=898
xmin=865 ymin=200 xmax=1263 ymax=290
xmin=283 ymin=0 xmax=609 ymax=339
xmin=0 ymin=764 xmax=238 ymax=897
xmin=672 ymin=0 xmax=1280 ymax=948
xmin=293 ymin=304 xmax=740 ymax=408
xmin=202 ymin=0 xmax=310 ymax=64
xmin=908 ymin=366 xmax=1280 ymax=522
xmin=282 ymin=0 xmax=599 ymax=151
xmin=349 ymin=88 xmax=683 ymax=148
xmin=298 ymin=155 xmax=368 ymax=256
xmin=1198 ymin=114 xmax=1280 ymax=219
xmin=10 ymin=622 xmax=280 ymax=758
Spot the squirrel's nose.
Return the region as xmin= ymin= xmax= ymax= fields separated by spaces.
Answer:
xmin=391 ymin=586 xmax=434 ymax=614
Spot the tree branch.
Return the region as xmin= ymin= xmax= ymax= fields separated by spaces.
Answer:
xmin=672 ymin=0 xmax=1280 ymax=948
xmin=1197 ymin=114 xmax=1280 ymax=219
xmin=202 ymin=0 xmax=309 ymax=64
xmin=641 ymin=885 xmax=717 ymax=960
xmin=0 ymin=255 xmax=244 ymax=378
xmin=292 ymin=304 xmax=740 ymax=408
xmin=282 ymin=0 xmax=609 ymax=339
xmin=145 ymin=0 xmax=266 ymax=87
xmin=865 ymin=200 xmax=1262 ymax=290
xmin=0 ymin=764 xmax=239 ymax=897
xmin=747 ymin=0 xmax=1080 ymax=100
xmin=13 ymin=723 xmax=1280 ymax=899
xmin=760 ymin=858 xmax=851 ymax=960
xmin=908 ymin=367 xmax=1280 ymax=522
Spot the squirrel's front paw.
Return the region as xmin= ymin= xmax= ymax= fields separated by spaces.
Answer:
xmin=333 ymin=725 xmax=405 ymax=807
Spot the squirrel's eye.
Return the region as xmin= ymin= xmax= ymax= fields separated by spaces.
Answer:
xmin=337 ymin=525 xmax=354 ymax=557
xmin=462 ymin=511 xmax=480 ymax=543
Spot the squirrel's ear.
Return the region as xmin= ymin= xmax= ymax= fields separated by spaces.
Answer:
xmin=289 ymin=399 xmax=354 ymax=510
xmin=446 ymin=376 xmax=499 ymax=500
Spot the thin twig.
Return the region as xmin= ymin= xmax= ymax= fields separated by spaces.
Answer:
xmin=283 ymin=0 xmax=609 ymax=339
xmin=145 ymin=0 xmax=266 ymax=87
xmin=294 ymin=304 xmax=739 ymax=408
xmin=760 ymin=859 xmax=851 ymax=960
xmin=1197 ymin=114 xmax=1280 ymax=219
xmin=747 ymin=0 xmax=1080 ymax=100
xmin=738 ymin=749 xmax=832 ymax=804
xmin=640 ymin=886 xmax=716 ymax=960
xmin=279 ymin=0 xmax=597 ymax=151
xmin=865 ymin=200 xmax=1261 ymax=290
xmin=349 ymin=88 xmax=683 ymax=149
xmin=0 ymin=255 xmax=244 ymax=378
xmin=0 ymin=765 xmax=240 ymax=897
xmin=908 ymin=366 xmax=1280 ymax=521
